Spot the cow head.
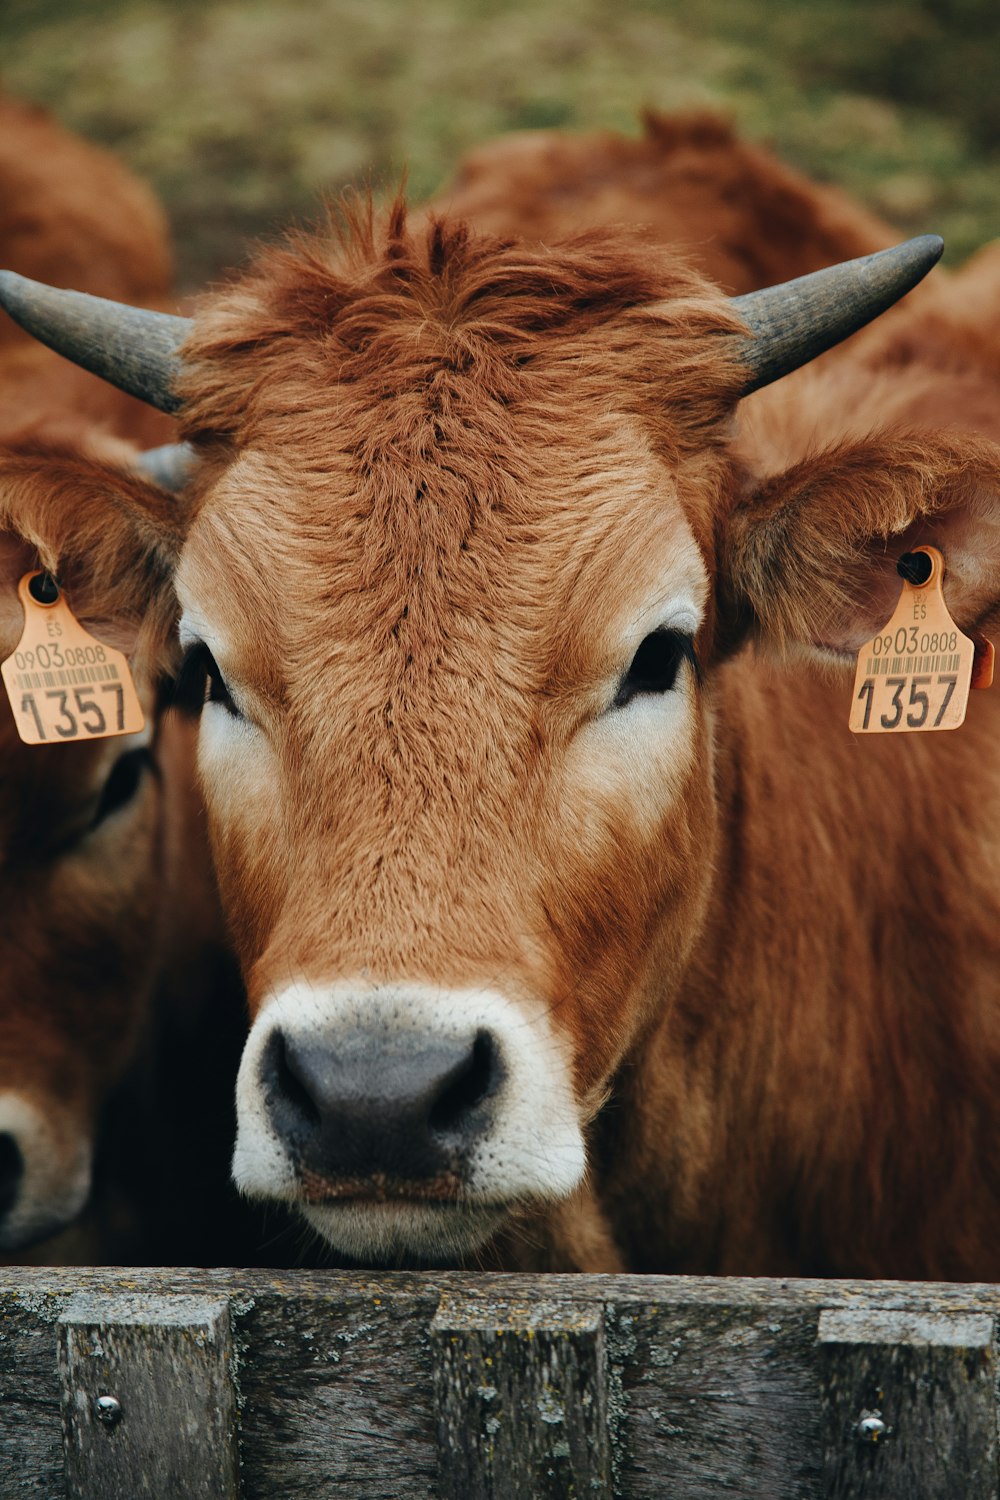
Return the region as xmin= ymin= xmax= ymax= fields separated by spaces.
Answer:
xmin=0 ymin=444 xmax=181 ymax=1250
xmin=0 ymin=212 xmax=964 ymax=1265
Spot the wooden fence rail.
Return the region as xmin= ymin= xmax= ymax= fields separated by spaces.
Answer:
xmin=2 ymin=1268 xmax=998 ymax=1498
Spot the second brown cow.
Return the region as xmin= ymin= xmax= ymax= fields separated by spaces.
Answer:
xmin=0 ymin=96 xmax=179 ymax=1254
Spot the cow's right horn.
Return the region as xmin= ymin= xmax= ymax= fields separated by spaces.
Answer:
xmin=730 ymin=235 xmax=944 ymax=394
xmin=0 ymin=271 xmax=190 ymax=413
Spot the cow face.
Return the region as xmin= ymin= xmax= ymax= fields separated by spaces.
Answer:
xmin=153 ymin=226 xmax=742 ymax=1263
xmin=175 ymin=422 xmax=724 ymax=1260
xmin=0 ymin=448 xmax=180 ymax=1251
xmin=0 ymin=216 xmax=948 ymax=1264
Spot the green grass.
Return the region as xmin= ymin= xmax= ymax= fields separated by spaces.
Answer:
xmin=3 ymin=0 xmax=998 ymax=288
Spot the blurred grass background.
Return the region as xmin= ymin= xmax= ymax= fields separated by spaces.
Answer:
xmin=3 ymin=0 xmax=998 ymax=290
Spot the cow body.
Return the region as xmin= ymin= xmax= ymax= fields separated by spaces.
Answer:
xmin=620 ymin=279 xmax=1000 ymax=1279
xmin=0 ymin=97 xmax=177 ymax=1252
xmin=0 ymin=95 xmax=173 ymax=453
xmin=423 ymin=111 xmax=897 ymax=295
xmin=5 ymin=138 xmax=1000 ymax=1277
xmin=597 ymin=659 xmax=1000 ymax=1278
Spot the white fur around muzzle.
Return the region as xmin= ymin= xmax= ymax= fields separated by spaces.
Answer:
xmin=233 ymin=981 xmax=586 ymax=1259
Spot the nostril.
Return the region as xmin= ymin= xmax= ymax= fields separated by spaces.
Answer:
xmin=262 ymin=1030 xmax=323 ymax=1132
xmin=428 ymin=1029 xmax=502 ymax=1136
xmin=257 ymin=1023 xmax=506 ymax=1183
xmin=0 ymin=1132 xmax=24 ymax=1220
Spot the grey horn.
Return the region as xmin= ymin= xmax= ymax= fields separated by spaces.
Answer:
xmin=731 ymin=235 xmax=944 ymax=394
xmin=0 ymin=270 xmax=191 ymax=413
xmin=0 ymin=236 xmax=943 ymax=414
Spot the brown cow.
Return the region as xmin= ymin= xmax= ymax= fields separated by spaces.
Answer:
xmin=0 ymin=95 xmax=173 ymax=453
xmin=0 ymin=97 xmax=181 ymax=1253
xmin=8 ymin=196 xmax=1000 ymax=1281
xmin=423 ymin=110 xmax=897 ymax=295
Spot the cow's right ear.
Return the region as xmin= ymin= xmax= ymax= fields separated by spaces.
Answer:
xmin=717 ymin=429 xmax=1000 ymax=665
xmin=0 ymin=446 xmax=185 ymax=674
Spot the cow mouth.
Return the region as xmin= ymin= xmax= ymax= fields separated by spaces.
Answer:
xmin=297 ymin=1165 xmax=514 ymax=1261
xmin=299 ymin=1166 xmax=466 ymax=1204
xmin=300 ymin=1195 xmax=511 ymax=1263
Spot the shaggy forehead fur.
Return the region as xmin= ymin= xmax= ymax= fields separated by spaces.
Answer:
xmin=179 ymin=203 xmax=747 ymax=475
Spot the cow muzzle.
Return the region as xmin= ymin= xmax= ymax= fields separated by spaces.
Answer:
xmin=0 ymin=1093 xmax=92 ymax=1251
xmin=232 ymin=982 xmax=586 ymax=1262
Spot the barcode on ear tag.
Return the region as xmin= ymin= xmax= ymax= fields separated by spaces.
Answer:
xmin=850 ymin=545 xmax=975 ymax=734
xmin=0 ymin=572 xmax=145 ymax=744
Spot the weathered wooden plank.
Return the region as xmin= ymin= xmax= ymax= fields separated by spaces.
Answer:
xmin=432 ymin=1293 xmax=610 ymax=1499
xmin=57 ymin=1293 xmax=238 ymax=1500
xmin=610 ymin=1301 xmax=823 ymax=1499
xmin=9 ymin=1265 xmax=1000 ymax=1317
xmin=234 ymin=1283 xmax=440 ymax=1500
xmin=0 ymin=1286 xmax=65 ymax=1499
xmin=5 ymin=1270 xmax=1000 ymax=1500
xmin=818 ymin=1307 xmax=999 ymax=1500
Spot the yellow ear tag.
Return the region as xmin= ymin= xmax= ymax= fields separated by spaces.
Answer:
xmin=849 ymin=545 xmax=990 ymax=734
xmin=1 ymin=572 xmax=145 ymax=744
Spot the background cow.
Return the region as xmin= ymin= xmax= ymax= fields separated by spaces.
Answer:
xmin=422 ymin=109 xmax=898 ymax=296
xmin=0 ymin=95 xmax=190 ymax=1256
xmin=0 ymin=96 xmax=173 ymax=453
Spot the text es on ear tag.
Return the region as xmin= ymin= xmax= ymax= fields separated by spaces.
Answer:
xmin=849 ymin=545 xmax=984 ymax=734
xmin=1 ymin=572 xmax=145 ymax=744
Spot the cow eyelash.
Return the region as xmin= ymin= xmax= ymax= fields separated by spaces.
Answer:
xmin=614 ymin=630 xmax=698 ymax=709
xmin=172 ymin=642 xmax=241 ymax=718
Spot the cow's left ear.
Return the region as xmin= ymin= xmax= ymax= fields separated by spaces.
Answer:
xmin=0 ymin=446 xmax=185 ymax=673
xmin=719 ymin=430 xmax=1000 ymax=661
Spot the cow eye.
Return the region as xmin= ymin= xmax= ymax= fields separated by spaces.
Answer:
xmin=90 ymin=748 xmax=153 ymax=829
xmin=615 ymin=630 xmax=697 ymax=708
xmin=173 ymin=642 xmax=240 ymax=718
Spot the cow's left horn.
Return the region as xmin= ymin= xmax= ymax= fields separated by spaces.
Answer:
xmin=731 ymin=235 xmax=943 ymax=394
xmin=0 ymin=271 xmax=190 ymax=413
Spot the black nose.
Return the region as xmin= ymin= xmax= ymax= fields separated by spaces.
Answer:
xmin=0 ymin=1132 xmax=24 ymax=1222
xmin=261 ymin=1027 xmax=504 ymax=1186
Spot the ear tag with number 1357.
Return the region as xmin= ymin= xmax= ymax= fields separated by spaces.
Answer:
xmin=1 ymin=571 xmax=144 ymax=745
xmin=849 ymin=544 xmax=993 ymax=735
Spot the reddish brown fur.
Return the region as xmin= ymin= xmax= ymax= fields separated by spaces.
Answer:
xmin=16 ymin=122 xmax=1000 ymax=1277
xmin=0 ymin=96 xmax=174 ymax=453
xmin=175 ymin=210 xmax=744 ymax=1012
xmin=617 ymin=253 xmax=1000 ymax=1278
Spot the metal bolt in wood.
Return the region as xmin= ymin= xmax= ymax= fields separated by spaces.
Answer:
xmin=819 ymin=1307 xmax=998 ymax=1499
xmin=58 ymin=1293 xmax=239 ymax=1500
xmin=92 ymin=1394 xmax=123 ymax=1428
